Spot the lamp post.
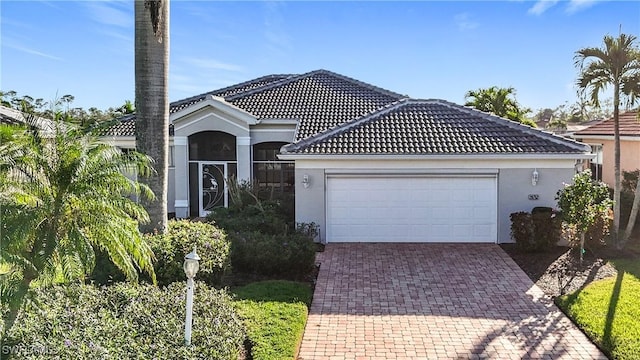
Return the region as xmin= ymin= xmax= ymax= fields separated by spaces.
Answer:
xmin=183 ymin=247 xmax=200 ymax=346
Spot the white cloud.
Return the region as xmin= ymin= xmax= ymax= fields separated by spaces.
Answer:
xmin=262 ymin=1 xmax=293 ymax=60
xmin=528 ymin=0 xmax=559 ymax=15
xmin=566 ymin=0 xmax=600 ymax=14
xmin=454 ymin=13 xmax=479 ymax=32
xmin=5 ymin=42 xmax=63 ymax=61
xmin=84 ymin=2 xmax=132 ymax=28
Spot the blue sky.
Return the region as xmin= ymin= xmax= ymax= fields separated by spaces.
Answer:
xmin=1 ymin=1 xmax=639 ymax=112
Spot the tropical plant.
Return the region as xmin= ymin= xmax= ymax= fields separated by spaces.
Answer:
xmin=556 ymin=170 xmax=613 ymax=263
xmin=575 ymin=32 xmax=640 ymax=248
xmin=134 ymin=0 xmax=170 ymax=233
xmin=0 ymin=112 xmax=156 ymax=337
xmin=464 ymin=86 xmax=535 ymax=126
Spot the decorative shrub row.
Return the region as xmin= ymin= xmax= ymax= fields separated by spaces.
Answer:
xmin=228 ymin=229 xmax=317 ymax=277
xmin=91 ymin=220 xmax=230 ymax=286
xmin=2 ymin=282 xmax=244 ymax=359
xmin=208 ymin=182 xmax=317 ymax=278
xmin=510 ymin=208 xmax=562 ymax=252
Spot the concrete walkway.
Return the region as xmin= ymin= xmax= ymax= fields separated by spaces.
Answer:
xmin=298 ymin=243 xmax=606 ymax=360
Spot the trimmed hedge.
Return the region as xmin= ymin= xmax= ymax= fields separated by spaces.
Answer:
xmin=510 ymin=209 xmax=562 ymax=252
xmin=91 ymin=220 xmax=230 ymax=286
xmin=208 ymin=182 xmax=316 ymax=278
xmin=228 ymin=230 xmax=316 ymax=277
xmin=147 ymin=220 xmax=230 ymax=286
xmin=1 ymin=282 xmax=244 ymax=359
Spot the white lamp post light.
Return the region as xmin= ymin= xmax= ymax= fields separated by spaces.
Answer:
xmin=184 ymin=246 xmax=200 ymax=346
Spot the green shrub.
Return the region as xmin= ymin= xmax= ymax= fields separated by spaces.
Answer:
xmin=557 ymin=170 xmax=613 ymax=258
xmin=90 ymin=247 xmax=126 ymax=285
xmin=531 ymin=208 xmax=562 ymax=251
xmin=228 ymin=229 xmax=316 ymax=277
xmin=510 ymin=211 xmax=534 ymax=250
xmin=147 ymin=220 xmax=230 ymax=286
xmin=211 ymin=202 xmax=290 ymax=235
xmin=510 ymin=210 xmax=561 ymax=252
xmin=563 ymin=209 xmax=613 ymax=249
xmin=1 ymin=282 xmax=244 ymax=359
xmin=90 ymin=220 xmax=230 ymax=286
xmin=208 ymin=181 xmax=294 ymax=235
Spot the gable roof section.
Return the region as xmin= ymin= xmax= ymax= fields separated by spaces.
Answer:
xmin=226 ymin=70 xmax=406 ymax=141
xmin=573 ymin=111 xmax=640 ymax=137
xmin=281 ymin=100 xmax=589 ymax=155
xmin=104 ymin=70 xmax=405 ymax=138
xmin=104 ymin=74 xmax=294 ymax=137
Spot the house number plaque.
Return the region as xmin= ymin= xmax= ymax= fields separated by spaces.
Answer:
xmin=528 ymin=194 xmax=539 ymax=200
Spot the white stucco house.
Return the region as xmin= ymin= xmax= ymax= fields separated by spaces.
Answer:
xmin=104 ymin=70 xmax=591 ymax=244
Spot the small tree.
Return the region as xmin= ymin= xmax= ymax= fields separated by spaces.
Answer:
xmin=556 ymin=170 xmax=613 ymax=263
xmin=0 ymin=110 xmax=157 ymax=337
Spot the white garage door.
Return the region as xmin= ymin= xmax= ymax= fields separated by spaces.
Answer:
xmin=326 ymin=176 xmax=497 ymax=243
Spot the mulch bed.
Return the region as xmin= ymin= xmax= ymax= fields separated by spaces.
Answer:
xmin=500 ymin=244 xmax=620 ymax=298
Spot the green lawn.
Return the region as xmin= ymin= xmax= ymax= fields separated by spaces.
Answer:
xmin=557 ymin=259 xmax=640 ymax=360
xmin=233 ymin=280 xmax=312 ymax=360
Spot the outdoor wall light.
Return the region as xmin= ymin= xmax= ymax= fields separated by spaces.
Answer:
xmin=302 ymin=174 xmax=311 ymax=189
xmin=531 ymin=169 xmax=539 ymax=186
xmin=183 ymin=247 xmax=201 ymax=346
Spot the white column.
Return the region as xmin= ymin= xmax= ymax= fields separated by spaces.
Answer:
xmin=236 ymin=136 xmax=251 ymax=182
xmin=173 ymin=136 xmax=189 ymax=218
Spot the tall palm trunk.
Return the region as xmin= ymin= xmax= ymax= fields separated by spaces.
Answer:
xmin=135 ymin=0 xmax=169 ymax=233
xmin=612 ymin=84 xmax=621 ymax=247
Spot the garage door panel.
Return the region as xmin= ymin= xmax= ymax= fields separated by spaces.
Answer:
xmin=326 ymin=176 xmax=497 ymax=243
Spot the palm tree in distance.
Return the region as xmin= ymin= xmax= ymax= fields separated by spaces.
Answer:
xmin=464 ymin=86 xmax=535 ymax=126
xmin=575 ymin=32 xmax=640 ymax=248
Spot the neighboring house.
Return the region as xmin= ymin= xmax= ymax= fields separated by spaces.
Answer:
xmin=104 ymin=69 xmax=590 ymax=244
xmin=0 ymin=105 xmax=54 ymax=133
xmin=573 ymin=111 xmax=640 ymax=185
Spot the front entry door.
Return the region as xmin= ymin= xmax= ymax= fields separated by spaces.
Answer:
xmin=199 ymin=162 xmax=228 ymax=217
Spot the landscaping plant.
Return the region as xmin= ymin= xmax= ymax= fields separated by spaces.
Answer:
xmin=234 ymin=280 xmax=312 ymax=360
xmin=556 ymin=170 xmax=613 ymax=263
xmin=208 ymin=182 xmax=317 ymax=278
xmin=146 ymin=220 xmax=230 ymax=286
xmin=1 ymin=282 xmax=245 ymax=359
xmin=0 ymin=112 xmax=156 ymax=337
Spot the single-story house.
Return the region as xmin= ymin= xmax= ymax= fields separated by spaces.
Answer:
xmin=104 ymin=69 xmax=591 ymax=243
xmin=573 ymin=111 xmax=640 ymax=185
xmin=0 ymin=105 xmax=54 ymax=133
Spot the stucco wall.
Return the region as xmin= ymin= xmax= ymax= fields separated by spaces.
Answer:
xmin=497 ymin=168 xmax=573 ymax=242
xmin=579 ymin=137 xmax=640 ymax=187
xmin=293 ymin=158 xmax=579 ymax=243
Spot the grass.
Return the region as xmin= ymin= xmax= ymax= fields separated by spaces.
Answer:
xmin=233 ymin=280 xmax=312 ymax=360
xmin=557 ymin=259 xmax=640 ymax=360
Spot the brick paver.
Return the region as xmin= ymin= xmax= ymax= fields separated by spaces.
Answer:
xmin=298 ymin=243 xmax=606 ymax=359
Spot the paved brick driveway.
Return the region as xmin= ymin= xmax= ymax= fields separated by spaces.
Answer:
xmin=298 ymin=243 xmax=606 ymax=360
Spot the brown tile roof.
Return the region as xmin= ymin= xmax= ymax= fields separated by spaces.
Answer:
xmin=282 ymin=100 xmax=589 ymax=155
xmin=573 ymin=111 xmax=640 ymax=136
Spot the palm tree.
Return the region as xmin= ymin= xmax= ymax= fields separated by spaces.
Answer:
xmin=0 ymin=113 xmax=157 ymax=336
xmin=575 ymin=33 xmax=640 ymax=248
xmin=134 ymin=0 xmax=170 ymax=233
xmin=464 ymin=86 xmax=534 ymax=126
